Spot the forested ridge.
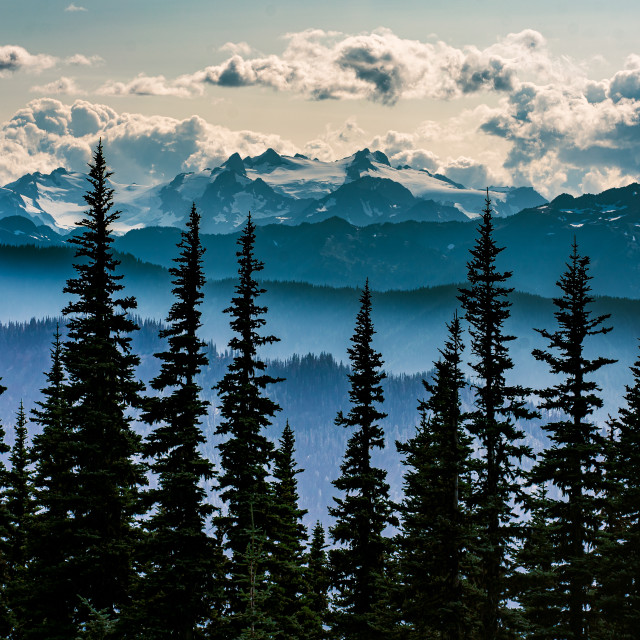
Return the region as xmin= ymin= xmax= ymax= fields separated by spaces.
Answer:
xmin=0 ymin=144 xmax=638 ymax=639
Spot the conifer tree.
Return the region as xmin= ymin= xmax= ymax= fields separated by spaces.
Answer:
xmin=457 ymin=192 xmax=533 ymax=639
xmin=61 ymin=140 xmax=145 ymax=622
xmin=396 ymin=313 xmax=476 ymax=640
xmin=266 ymin=422 xmax=307 ymax=640
xmin=328 ymin=281 xmax=397 ymax=640
xmin=596 ymin=351 xmax=640 ymax=639
xmin=215 ymin=213 xmax=281 ymax=628
xmin=300 ymin=522 xmax=330 ymax=640
xmin=529 ymin=241 xmax=615 ymax=640
xmin=135 ymin=204 xmax=219 ymax=639
xmin=5 ymin=402 xmax=34 ymax=635
xmin=0 ymin=376 xmax=11 ymax=637
xmin=22 ymin=327 xmax=76 ymax=640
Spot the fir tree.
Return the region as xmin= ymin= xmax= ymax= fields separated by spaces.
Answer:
xmin=135 ymin=204 xmax=219 ymax=639
xmin=595 ymin=351 xmax=640 ymax=639
xmin=267 ymin=422 xmax=308 ymax=640
xmin=0 ymin=376 xmax=10 ymax=637
xmin=328 ymin=281 xmax=398 ymax=640
xmin=215 ymin=213 xmax=281 ymax=628
xmin=61 ymin=141 xmax=145 ymax=622
xmin=529 ymin=240 xmax=615 ymax=640
xmin=5 ymin=402 xmax=34 ymax=636
xmin=22 ymin=326 xmax=76 ymax=640
xmin=396 ymin=313 xmax=476 ymax=640
xmin=457 ymin=192 xmax=533 ymax=640
xmin=300 ymin=522 xmax=330 ymax=640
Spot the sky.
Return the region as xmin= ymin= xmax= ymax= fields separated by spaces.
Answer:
xmin=2 ymin=0 xmax=640 ymax=196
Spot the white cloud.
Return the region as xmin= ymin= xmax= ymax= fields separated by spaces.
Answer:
xmin=30 ymin=77 xmax=85 ymax=96
xmin=97 ymin=74 xmax=199 ymax=98
xmin=65 ymin=3 xmax=88 ymax=11
xmin=65 ymin=54 xmax=103 ymax=67
xmin=0 ymin=98 xmax=299 ymax=185
xmin=103 ymin=28 xmax=567 ymax=105
xmin=0 ymin=45 xmax=57 ymax=76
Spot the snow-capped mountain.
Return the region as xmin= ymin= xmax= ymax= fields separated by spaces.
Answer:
xmin=0 ymin=149 xmax=547 ymax=234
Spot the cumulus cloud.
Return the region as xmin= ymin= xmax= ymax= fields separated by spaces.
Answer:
xmin=0 ymin=98 xmax=299 ymax=185
xmin=107 ymin=28 xmax=566 ymax=105
xmin=65 ymin=3 xmax=87 ymax=11
xmin=30 ymin=77 xmax=85 ymax=96
xmin=97 ymin=74 xmax=200 ymax=98
xmin=0 ymin=45 xmax=102 ymax=78
xmin=0 ymin=45 xmax=57 ymax=76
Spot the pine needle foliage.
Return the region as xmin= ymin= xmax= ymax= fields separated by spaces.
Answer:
xmin=397 ymin=313 xmax=477 ymax=640
xmin=457 ymin=192 xmax=534 ymax=640
xmin=529 ymin=241 xmax=615 ymax=640
xmin=136 ymin=204 xmax=219 ymax=639
xmin=214 ymin=213 xmax=281 ymax=627
xmin=61 ymin=140 xmax=145 ymax=621
xmin=329 ymin=281 xmax=398 ymax=640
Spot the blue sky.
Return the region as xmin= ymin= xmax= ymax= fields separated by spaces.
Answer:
xmin=2 ymin=0 xmax=640 ymax=196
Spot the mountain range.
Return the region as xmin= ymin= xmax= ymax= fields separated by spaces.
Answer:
xmin=0 ymin=148 xmax=546 ymax=234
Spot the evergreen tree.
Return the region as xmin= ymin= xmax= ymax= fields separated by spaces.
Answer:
xmin=0 ymin=376 xmax=10 ymax=637
xmin=5 ymin=402 xmax=34 ymax=636
xmin=396 ymin=313 xmax=476 ymax=640
xmin=516 ymin=485 xmax=559 ymax=640
xmin=528 ymin=241 xmax=615 ymax=639
xmin=328 ymin=281 xmax=397 ymax=640
xmin=267 ymin=422 xmax=308 ymax=640
xmin=300 ymin=522 xmax=330 ymax=640
xmin=595 ymin=351 xmax=640 ymax=639
xmin=135 ymin=204 xmax=219 ymax=639
xmin=61 ymin=141 xmax=145 ymax=623
xmin=215 ymin=213 xmax=281 ymax=629
xmin=22 ymin=327 xmax=76 ymax=640
xmin=457 ymin=192 xmax=533 ymax=640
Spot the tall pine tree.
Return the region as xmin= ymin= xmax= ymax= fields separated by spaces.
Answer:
xmin=328 ymin=281 xmax=397 ymax=640
xmin=396 ymin=313 xmax=477 ymax=640
xmin=22 ymin=326 xmax=76 ymax=640
xmin=215 ymin=213 xmax=281 ymax=631
xmin=267 ymin=422 xmax=308 ymax=640
xmin=457 ymin=192 xmax=533 ymax=640
xmin=300 ymin=522 xmax=330 ymax=640
xmin=5 ymin=402 xmax=34 ymax=636
xmin=596 ymin=349 xmax=640 ymax=639
xmin=135 ymin=204 xmax=219 ymax=639
xmin=529 ymin=241 xmax=615 ymax=639
xmin=62 ymin=140 xmax=145 ymax=624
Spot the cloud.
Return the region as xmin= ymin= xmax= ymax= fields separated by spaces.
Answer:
xmin=0 ymin=45 xmax=102 ymax=78
xmin=0 ymin=45 xmax=57 ymax=76
xmin=65 ymin=54 xmax=103 ymax=67
xmin=64 ymin=3 xmax=87 ymax=11
xmin=30 ymin=77 xmax=85 ymax=96
xmin=0 ymin=98 xmax=299 ymax=185
xmin=106 ymin=28 xmax=566 ymax=105
xmin=97 ymin=74 xmax=200 ymax=98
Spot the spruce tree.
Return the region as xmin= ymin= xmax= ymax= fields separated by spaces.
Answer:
xmin=135 ymin=204 xmax=219 ymax=639
xmin=457 ymin=192 xmax=533 ymax=639
xmin=529 ymin=241 xmax=615 ymax=640
xmin=396 ymin=313 xmax=476 ymax=640
xmin=22 ymin=326 xmax=76 ymax=640
xmin=215 ymin=213 xmax=281 ymax=629
xmin=300 ymin=522 xmax=330 ymax=640
xmin=328 ymin=281 xmax=397 ymax=640
xmin=5 ymin=402 xmax=34 ymax=635
xmin=267 ymin=422 xmax=308 ymax=640
xmin=61 ymin=141 xmax=145 ymax=622
xmin=0 ymin=376 xmax=11 ymax=637
xmin=596 ymin=351 xmax=640 ymax=639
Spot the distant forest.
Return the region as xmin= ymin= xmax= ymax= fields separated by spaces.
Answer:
xmin=0 ymin=143 xmax=638 ymax=640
